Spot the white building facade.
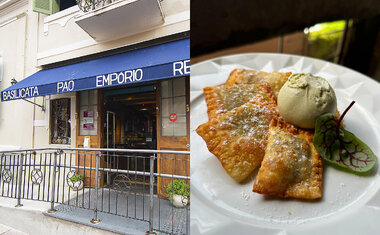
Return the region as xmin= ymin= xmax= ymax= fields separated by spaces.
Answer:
xmin=0 ymin=0 xmax=190 ymax=151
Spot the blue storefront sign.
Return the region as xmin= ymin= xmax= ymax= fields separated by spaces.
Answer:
xmin=1 ymin=39 xmax=190 ymax=101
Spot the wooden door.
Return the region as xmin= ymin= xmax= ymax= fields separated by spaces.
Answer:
xmin=75 ymin=90 xmax=103 ymax=187
xmin=156 ymin=77 xmax=190 ymax=198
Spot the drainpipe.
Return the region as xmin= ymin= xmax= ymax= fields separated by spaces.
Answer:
xmin=32 ymin=9 xmax=41 ymax=149
xmin=32 ymin=97 xmax=36 ymax=148
xmin=31 ymin=13 xmax=36 ymax=149
xmin=18 ymin=11 xmax=33 ymax=148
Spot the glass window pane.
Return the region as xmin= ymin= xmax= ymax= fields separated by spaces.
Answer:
xmin=173 ymin=116 xmax=186 ymax=136
xmin=80 ymin=90 xmax=89 ymax=105
xmin=79 ymin=106 xmax=97 ymax=136
xmin=161 ymin=80 xmax=172 ymax=98
xmin=50 ymin=98 xmax=71 ymax=144
xmin=161 ymin=98 xmax=172 ymax=117
xmin=80 ymin=120 xmax=97 ymax=136
xmin=161 ymin=118 xmax=174 ymax=136
xmin=160 ymin=78 xmax=187 ymax=137
xmin=173 ymin=96 xmax=186 ymax=115
xmin=89 ymin=90 xmax=98 ymax=105
xmin=173 ymin=78 xmax=186 ymax=96
xmin=91 ymin=105 xmax=98 ymax=121
xmin=79 ymin=90 xmax=98 ymax=136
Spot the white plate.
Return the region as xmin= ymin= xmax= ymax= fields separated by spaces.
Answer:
xmin=190 ymin=53 xmax=380 ymax=235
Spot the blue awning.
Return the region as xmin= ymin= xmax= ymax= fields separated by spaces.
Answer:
xmin=1 ymin=38 xmax=189 ymax=101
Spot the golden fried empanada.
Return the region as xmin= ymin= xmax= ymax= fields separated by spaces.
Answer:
xmin=196 ymin=97 xmax=280 ymax=183
xmin=203 ymin=83 xmax=277 ymax=119
xmin=252 ymin=119 xmax=322 ymax=199
xmin=225 ymin=69 xmax=291 ymax=98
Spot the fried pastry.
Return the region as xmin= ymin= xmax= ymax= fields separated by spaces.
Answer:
xmin=203 ymin=83 xmax=277 ymax=119
xmin=225 ymin=69 xmax=291 ymax=98
xmin=252 ymin=119 xmax=322 ymax=199
xmin=196 ymin=97 xmax=280 ymax=183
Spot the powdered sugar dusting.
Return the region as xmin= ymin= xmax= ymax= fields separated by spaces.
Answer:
xmin=219 ymin=100 xmax=279 ymax=143
xmin=240 ymin=190 xmax=250 ymax=201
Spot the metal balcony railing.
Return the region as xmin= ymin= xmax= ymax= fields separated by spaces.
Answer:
xmin=0 ymin=147 xmax=190 ymax=235
xmin=76 ymin=0 xmax=115 ymax=13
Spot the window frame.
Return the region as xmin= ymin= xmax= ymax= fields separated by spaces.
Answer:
xmin=160 ymin=77 xmax=187 ymax=137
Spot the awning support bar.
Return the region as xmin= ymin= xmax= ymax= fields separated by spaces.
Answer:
xmin=22 ymin=97 xmax=45 ymax=111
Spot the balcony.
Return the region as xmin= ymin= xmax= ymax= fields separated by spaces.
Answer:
xmin=75 ymin=0 xmax=165 ymax=42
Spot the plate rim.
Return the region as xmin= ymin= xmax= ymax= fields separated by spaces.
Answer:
xmin=190 ymin=53 xmax=380 ymax=234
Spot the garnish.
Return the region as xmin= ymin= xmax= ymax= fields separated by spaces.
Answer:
xmin=313 ymin=101 xmax=377 ymax=173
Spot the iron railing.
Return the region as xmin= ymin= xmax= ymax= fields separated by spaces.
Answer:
xmin=76 ymin=0 xmax=115 ymax=13
xmin=0 ymin=147 xmax=190 ymax=235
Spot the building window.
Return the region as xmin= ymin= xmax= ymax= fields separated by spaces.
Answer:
xmin=160 ymin=77 xmax=187 ymax=136
xmin=33 ymin=0 xmax=77 ymax=15
xmin=60 ymin=0 xmax=77 ymax=11
xmin=50 ymin=98 xmax=71 ymax=144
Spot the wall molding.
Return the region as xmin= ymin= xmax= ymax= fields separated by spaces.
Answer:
xmin=43 ymin=5 xmax=80 ymax=35
xmin=0 ymin=0 xmax=27 ymax=16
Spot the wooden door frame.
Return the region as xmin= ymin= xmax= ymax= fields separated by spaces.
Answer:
xmin=75 ymin=89 xmax=103 ymax=148
xmin=156 ymin=77 xmax=190 ymax=149
xmin=156 ymin=76 xmax=190 ymax=198
xmin=75 ymin=89 xmax=104 ymax=188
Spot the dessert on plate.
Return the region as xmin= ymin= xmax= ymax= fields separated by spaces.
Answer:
xmin=196 ymin=69 xmax=335 ymax=200
xmin=197 ymin=68 xmax=377 ymax=200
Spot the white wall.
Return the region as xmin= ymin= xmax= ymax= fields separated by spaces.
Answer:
xmin=0 ymin=0 xmax=36 ymax=148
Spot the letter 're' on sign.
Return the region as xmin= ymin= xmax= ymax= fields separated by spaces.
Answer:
xmin=173 ymin=60 xmax=190 ymax=76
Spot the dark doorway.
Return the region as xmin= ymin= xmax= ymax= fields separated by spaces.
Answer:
xmin=103 ymin=86 xmax=157 ymax=150
xmin=60 ymin=0 xmax=77 ymax=11
xmin=102 ymin=85 xmax=157 ymax=192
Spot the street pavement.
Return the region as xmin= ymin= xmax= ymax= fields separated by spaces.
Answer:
xmin=0 ymin=224 xmax=27 ymax=235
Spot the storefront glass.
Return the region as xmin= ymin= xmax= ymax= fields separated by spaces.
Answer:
xmin=160 ymin=77 xmax=187 ymax=136
xmin=50 ymin=98 xmax=71 ymax=144
xmin=79 ymin=90 xmax=98 ymax=136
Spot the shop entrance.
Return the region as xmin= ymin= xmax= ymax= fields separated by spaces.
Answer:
xmin=75 ymin=78 xmax=190 ymax=196
xmin=102 ymin=84 xmax=157 ymax=191
xmin=103 ymin=85 xmax=157 ymax=150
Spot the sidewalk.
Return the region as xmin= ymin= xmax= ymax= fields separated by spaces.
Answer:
xmin=44 ymin=191 xmax=190 ymax=234
xmin=0 ymin=191 xmax=189 ymax=235
xmin=0 ymin=224 xmax=27 ymax=235
xmin=0 ymin=198 xmax=116 ymax=235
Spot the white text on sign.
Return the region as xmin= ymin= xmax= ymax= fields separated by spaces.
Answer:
xmin=2 ymin=86 xmax=39 ymax=101
xmin=57 ymin=80 xmax=75 ymax=93
xmin=173 ymin=60 xmax=190 ymax=76
xmin=96 ymin=69 xmax=143 ymax=88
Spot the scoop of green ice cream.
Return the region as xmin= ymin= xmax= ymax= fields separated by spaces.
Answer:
xmin=278 ymin=73 xmax=337 ymax=129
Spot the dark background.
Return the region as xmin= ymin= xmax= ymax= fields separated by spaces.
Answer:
xmin=191 ymin=0 xmax=380 ymax=80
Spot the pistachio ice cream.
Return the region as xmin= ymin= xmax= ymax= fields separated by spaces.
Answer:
xmin=278 ymin=73 xmax=337 ymax=129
